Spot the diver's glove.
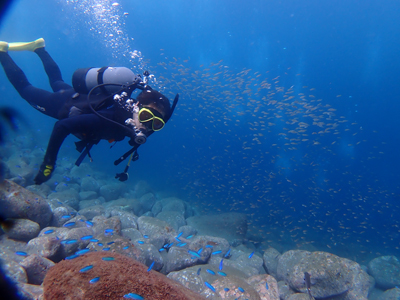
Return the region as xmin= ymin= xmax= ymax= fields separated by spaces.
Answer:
xmin=34 ymin=163 xmax=54 ymax=185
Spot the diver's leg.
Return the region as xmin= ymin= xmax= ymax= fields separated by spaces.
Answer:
xmin=34 ymin=47 xmax=72 ymax=92
xmin=0 ymin=52 xmax=69 ymax=119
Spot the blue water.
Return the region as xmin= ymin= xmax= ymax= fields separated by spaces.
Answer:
xmin=1 ymin=0 xmax=400 ymax=263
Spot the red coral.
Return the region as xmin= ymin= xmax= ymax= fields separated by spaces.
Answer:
xmin=43 ymin=252 xmax=205 ymax=300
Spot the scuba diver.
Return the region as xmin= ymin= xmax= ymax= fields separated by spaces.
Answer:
xmin=0 ymin=38 xmax=178 ymax=184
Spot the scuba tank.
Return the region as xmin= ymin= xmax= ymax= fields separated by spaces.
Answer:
xmin=72 ymin=67 xmax=141 ymax=95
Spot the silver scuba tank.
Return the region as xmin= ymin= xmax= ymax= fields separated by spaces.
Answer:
xmin=72 ymin=67 xmax=140 ymax=95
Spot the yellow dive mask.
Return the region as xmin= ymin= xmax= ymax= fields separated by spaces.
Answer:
xmin=138 ymin=107 xmax=165 ymax=131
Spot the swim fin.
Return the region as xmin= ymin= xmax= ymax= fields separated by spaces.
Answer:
xmin=8 ymin=38 xmax=45 ymax=51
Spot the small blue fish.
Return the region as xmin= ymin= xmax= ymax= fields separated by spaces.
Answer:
xmin=80 ymin=235 xmax=93 ymax=240
xmin=89 ymin=277 xmax=100 ymax=283
xmin=63 ymin=222 xmax=75 ymax=227
xmin=107 ymin=241 xmax=115 ymax=245
xmin=15 ymin=251 xmax=28 ymax=256
xmin=188 ymin=250 xmax=201 ymax=258
xmin=204 ymin=282 xmax=216 ymax=293
xmin=147 ymin=261 xmax=155 ymax=272
xmin=238 ymin=287 xmax=244 ymax=293
xmin=224 ymin=248 xmax=231 ymax=258
xmin=98 ymin=243 xmax=103 ymax=247
xmin=65 ymin=254 xmax=79 ymax=260
xmin=168 ymin=242 xmax=174 ymax=248
xmin=143 ymin=235 xmax=149 ymax=239
xmin=104 ymin=229 xmax=114 ymax=234
xmin=249 ymin=251 xmax=255 ymax=259
xmin=219 ymin=259 xmax=223 ymax=270
xmin=90 ymin=239 xmax=99 ymax=242
xmin=123 ymin=246 xmax=130 ymax=250
xmin=75 ymin=249 xmax=90 ymax=255
xmin=159 ymin=248 xmax=165 ymax=252
xmin=123 ymin=293 xmax=144 ymax=300
xmin=137 ymin=241 xmax=144 ymax=244
xmin=224 ymin=288 xmax=230 ymax=292
xmin=212 ymin=250 xmax=222 ymax=255
xmin=64 ymin=239 xmax=78 ymax=245
xmin=175 ymin=237 xmax=181 ymax=242
xmin=266 ymin=282 xmax=269 ymax=290
xmin=218 ymin=271 xmax=227 ymax=276
xmin=79 ymin=265 xmax=93 ymax=273
xmin=186 ymin=235 xmax=193 ymax=239
xmin=61 ymin=215 xmax=71 ymax=219
xmin=205 ymin=245 xmax=213 ymax=248
xmin=206 ymin=269 xmax=215 ymax=275
xmin=177 ymin=243 xmax=187 ymax=247
xmin=102 ymin=257 xmax=115 ymax=261
xmin=197 ymin=268 xmax=201 ymax=275
xmin=177 ymin=232 xmax=183 ymax=238
xmin=85 ymin=221 xmax=93 ymax=227
xmin=102 ymin=247 xmax=110 ymax=251
xmin=44 ymin=229 xmax=54 ymax=234
xmin=197 ymin=248 xmax=203 ymax=255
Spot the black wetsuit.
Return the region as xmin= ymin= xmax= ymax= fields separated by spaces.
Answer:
xmin=0 ymin=48 xmax=134 ymax=171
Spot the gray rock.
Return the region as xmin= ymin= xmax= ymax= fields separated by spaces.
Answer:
xmin=78 ymin=205 xmax=105 ymax=220
xmin=3 ymin=219 xmax=40 ymax=242
xmin=177 ymin=225 xmax=197 ymax=239
xmin=161 ymin=197 xmax=186 ymax=215
xmin=138 ymin=193 xmax=156 ymax=213
xmin=92 ymin=215 xmax=122 ymax=237
xmin=151 ymin=201 xmax=163 ymax=216
xmin=156 ymin=211 xmax=186 ymax=231
xmin=133 ymin=180 xmax=152 ymax=198
xmin=278 ymin=280 xmax=296 ymax=300
xmin=110 ymin=209 xmax=138 ymax=229
xmin=121 ymin=228 xmax=143 ymax=241
xmin=81 ymin=177 xmax=100 ymax=192
xmin=79 ymin=191 xmax=98 ymax=201
xmin=58 ymin=227 xmax=94 ymax=257
xmin=2 ymin=259 xmax=27 ymax=284
xmin=263 ymin=247 xmax=281 ymax=278
xmin=103 ymin=198 xmax=143 ymax=215
xmin=287 ymin=294 xmax=310 ymax=300
xmin=378 ymin=288 xmax=400 ymax=300
xmin=20 ymin=254 xmax=55 ymax=285
xmin=279 ymin=250 xmax=371 ymax=299
xmin=246 ymin=274 xmax=280 ymax=300
xmin=186 ymin=212 xmax=247 ymax=244
xmin=99 ymin=182 xmax=124 ymax=201
xmin=48 ymin=188 xmax=80 ymax=210
xmin=16 ymin=283 xmax=44 ymax=300
xmin=164 ymin=246 xmax=201 ymax=273
xmin=202 ymin=275 xmax=261 ymax=300
xmin=79 ymin=198 xmax=105 ymax=210
xmin=368 ymin=256 xmax=400 ymax=289
xmin=277 ymin=250 xmax=310 ymax=281
xmin=49 ymin=206 xmax=77 ymax=227
xmin=0 ymin=180 xmax=52 ymax=228
xmin=128 ymin=239 xmax=163 ymax=271
xmin=26 ymin=236 xmax=61 ymax=262
xmin=137 ymin=216 xmax=176 ymax=249
xmin=167 ymin=266 xmax=205 ymax=295
xmin=70 ymin=163 xmax=94 ymax=181
xmin=26 ymin=183 xmax=51 ymax=198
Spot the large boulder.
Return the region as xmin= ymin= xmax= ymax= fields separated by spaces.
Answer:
xmin=186 ymin=213 xmax=247 ymax=244
xmin=3 ymin=218 xmax=40 ymax=242
xmin=0 ymin=180 xmax=52 ymax=228
xmin=278 ymin=250 xmax=372 ymax=300
xmin=368 ymin=256 xmax=400 ymax=289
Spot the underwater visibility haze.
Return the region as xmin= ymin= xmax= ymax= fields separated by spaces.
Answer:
xmin=1 ymin=0 xmax=400 ymax=298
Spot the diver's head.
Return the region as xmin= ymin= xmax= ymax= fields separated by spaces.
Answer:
xmin=128 ymin=89 xmax=172 ymax=144
xmin=135 ymin=89 xmax=171 ymax=131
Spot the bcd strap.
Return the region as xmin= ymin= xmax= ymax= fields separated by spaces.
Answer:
xmin=97 ymin=67 xmax=109 ymax=95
